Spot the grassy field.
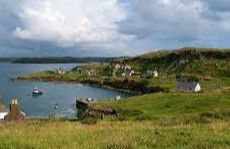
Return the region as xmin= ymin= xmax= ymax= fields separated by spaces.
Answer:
xmin=0 ymin=120 xmax=229 ymax=149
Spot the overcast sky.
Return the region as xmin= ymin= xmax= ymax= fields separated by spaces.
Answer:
xmin=0 ymin=0 xmax=230 ymax=57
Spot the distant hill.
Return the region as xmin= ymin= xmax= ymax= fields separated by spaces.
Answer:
xmin=0 ymin=58 xmax=17 ymax=62
xmin=12 ymin=57 xmax=129 ymax=64
xmin=126 ymin=47 xmax=230 ymax=77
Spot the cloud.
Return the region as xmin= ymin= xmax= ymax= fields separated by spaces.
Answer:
xmin=1 ymin=0 xmax=230 ymax=56
xmin=120 ymin=0 xmax=210 ymax=40
xmin=14 ymin=0 xmax=135 ymax=47
xmin=202 ymin=0 xmax=230 ymax=12
xmin=117 ymin=0 xmax=230 ymax=53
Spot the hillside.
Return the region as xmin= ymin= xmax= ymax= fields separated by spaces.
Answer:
xmin=127 ymin=47 xmax=230 ymax=77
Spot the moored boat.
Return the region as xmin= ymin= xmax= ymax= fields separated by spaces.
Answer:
xmin=32 ymin=86 xmax=43 ymax=96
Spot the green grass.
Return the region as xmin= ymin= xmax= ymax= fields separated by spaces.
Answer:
xmin=20 ymin=71 xmax=85 ymax=81
xmin=95 ymin=92 xmax=230 ymax=121
xmin=0 ymin=120 xmax=229 ymax=149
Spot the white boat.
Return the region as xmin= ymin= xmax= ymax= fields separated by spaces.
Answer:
xmin=54 ymin=103 xmax=59 ymax=109
xmin=32 ymin=86 xmax=43 ymax=96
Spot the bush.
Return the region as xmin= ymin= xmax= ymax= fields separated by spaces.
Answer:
xmin=149 ymin=86 xmax=169 ymax=93
xmin=77 ymin=109 xmax=86 ymax=120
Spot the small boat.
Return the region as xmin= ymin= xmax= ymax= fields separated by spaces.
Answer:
xmin=54 ymin=103 xmax=59 ymax=109
xmin=32 ymin=86 xmax=43 ymax=96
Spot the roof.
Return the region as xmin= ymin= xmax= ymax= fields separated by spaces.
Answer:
xmin=177 ymin=81 xmax=199 ymax=89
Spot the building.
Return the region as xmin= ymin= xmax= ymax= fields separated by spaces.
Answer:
xmin=89 ymin=69 xmax=97 ymax=75
xmin=122 ymin=70 xmax=135 ymax=78
xmin=123 ymin=65 xmax=132 ymax=70
xmin=176 ymin=80 xmax=201 ymax=93
xmin=115 ymin=96 xmax=121 ymax=101
xmin=110 ymin=62 xmax=131 ymax=71
xmin=146 ymin=70 xmax=158 ymax=77
xmin=75 ymin=67 xmax=83 ymax=74
xmin=153 ymin=70 xmax=158 ymax=77
xmin=110 ymin=63 xmax=121 ymax=70
xmin=83 ymin=69 xmax=97 ymax=75
xmin=4 ymin=99 xmax=25 ymax=121
xmin=56 ymin=68 xmax=66 ymax=74
xmin=0 ymin=112 xmax=8 ymax=120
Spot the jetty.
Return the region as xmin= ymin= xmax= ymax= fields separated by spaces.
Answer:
xmin=76 ymin=98 xmax=118 ymax=120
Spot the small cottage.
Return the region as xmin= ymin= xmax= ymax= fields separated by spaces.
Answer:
xmin=176 ymin=80 xmax=201 ymax=93
xmin=110 ymin=62 xmax=131 ymax=71
xmin=84 ymin=69 xmax=97 ymax=75
xmin=75 ymin=67 xmax=83 ymax=74
xmin=123 ymin=64 xmax=132 ymax=70
xmin=110 ymin=63 xmax=121 ymax=70
xmin=122 ymin=70 xmax=135 ymax=78
xmin=146 ymin=70 xmax=158 ymax=78
xmin=115 ymin=96 xmax=121 ymax=101
xmin=153 ymin=70 xmax=158 ymax=77
xmin=0 ymin=112 xmax=8 ymax=120
xmin=4 ymin=99 xmax=25 ymax=121
xmin=56 ymin=68 xmax=66 ymax=74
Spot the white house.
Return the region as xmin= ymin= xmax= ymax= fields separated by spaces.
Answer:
xmin=110 ymin=62 xmax=131 ymax=71
xmin=0 ymin=112 xmax=8 ymax=120
xmin=123 ymin=65 xmax=132 ymax=70
xmin=115 ymin=96 xmax=121 ymax=101
xmin=146 ymin=70 xmax=158 ymax=78
xmin=56 ymin=68 xmax=66 ymax=74
xmin=177 ymin=81 xmax=201 ymax=92
xmin=153 ymin=70 xmax=158 ymax=77
xmin=110 ymin=63 xmax=121 ymax=70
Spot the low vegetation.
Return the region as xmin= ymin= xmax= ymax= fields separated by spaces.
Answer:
xmin=0 ymin=119 xmax=229 ymax=149
xmin=128 ymin=47 xmax=230 ymax=77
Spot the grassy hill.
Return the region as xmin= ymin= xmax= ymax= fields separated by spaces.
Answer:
xmin=127 ymin=47 xmax=230 ymax=77
xmin=94 ymin=92 xmax=230 ymax=122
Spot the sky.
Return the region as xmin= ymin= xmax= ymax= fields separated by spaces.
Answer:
xmin=0 ymin=0 xmax=230 ymax=57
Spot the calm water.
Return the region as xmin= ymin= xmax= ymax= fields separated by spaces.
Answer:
xmin=0 ymin=63 xmax=126 ymax=118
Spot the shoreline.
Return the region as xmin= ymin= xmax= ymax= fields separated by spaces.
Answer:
xmin=12 ymin=78 xmax=141 ymax=95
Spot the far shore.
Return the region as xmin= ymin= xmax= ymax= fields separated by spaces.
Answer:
xmin=12 ymin=77 xmax=139 ymax=95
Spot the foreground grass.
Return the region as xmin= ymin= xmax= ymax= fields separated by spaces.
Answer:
xmin=94 ymin=92 xmax=230 ymax=122
xmin=0 ymin=120 xmax=229 ymax=149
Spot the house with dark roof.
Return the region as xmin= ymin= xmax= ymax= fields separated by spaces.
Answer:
xmin=176 ymin=80 xmax=201 ymax=93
